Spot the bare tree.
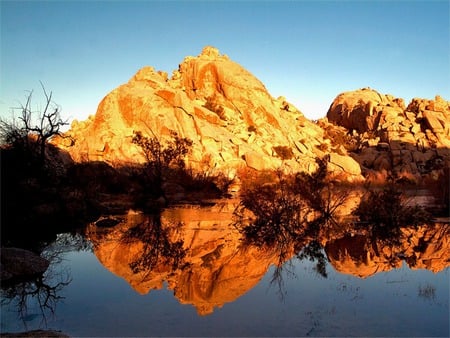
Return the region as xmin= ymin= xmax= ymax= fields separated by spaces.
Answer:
xmin=0 ymin=83 xmax=68 ymax=166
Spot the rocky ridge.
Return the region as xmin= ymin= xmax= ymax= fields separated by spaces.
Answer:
xmin=55 ymin=47 xmax=449 ymax=183
xmin=55 ymin=46 xmax=361 ymax=180
xmin=325 ymin=88 xmax=450 ymax=182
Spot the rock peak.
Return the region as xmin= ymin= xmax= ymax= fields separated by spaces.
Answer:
xmin=200 ymin=45 xmax=220 ymax=57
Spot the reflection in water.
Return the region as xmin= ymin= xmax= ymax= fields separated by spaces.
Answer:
xmin=1 ymin=271 xmax=70 ymax=329
xmin=85 ymin=201 xmax=449 ymax=316
xmin=120 ymin=215 xmax=187 ymax=274
xmin=418 ymin=283 xmax=436 ymax=301
xmin=0 ymin=233 xmax=90 ymax=329
xmin=86 ymin=203 xmax=283 ymax=315
xmin=325 ymin=223 xmax=449 ymax=278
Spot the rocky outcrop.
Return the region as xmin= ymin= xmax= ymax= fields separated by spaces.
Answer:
xmin=54 ymin=46 xmax=362 ymax=181
xmin=53 ymin=48 xmax=448 ymax=184
xmin=325 ymin=88 xmax=450 ymax=182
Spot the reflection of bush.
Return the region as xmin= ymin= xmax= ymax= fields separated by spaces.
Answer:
xmin=120 ymin=215 xmax=187 ymax=274
xmin=0 ymin=234 xmax=82 ymax=327
xmin=235 ymin=171 xmax=305 ymax=247
xmin=418 ymin=284 xmax=436 ymax=300
xmin=235 ymin=157 xmax=350 ymax=247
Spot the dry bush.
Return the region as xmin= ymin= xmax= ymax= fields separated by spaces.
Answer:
xmin=273 ymin=146 xmax=294 ymax=160
xmin=352 ymin=184 xmax=432 ymax=229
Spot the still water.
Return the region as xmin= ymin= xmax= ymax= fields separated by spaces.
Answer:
xmin=1 ymin=203 xmax=449 ymax=337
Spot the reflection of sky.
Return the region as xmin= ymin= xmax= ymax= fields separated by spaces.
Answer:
xmin=2 ymin=250 xmax=448 ymax=337
xmin=1 ymin=1 xmax=449 ymax=123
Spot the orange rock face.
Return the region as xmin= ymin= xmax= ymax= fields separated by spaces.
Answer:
xmin=325 ymin=88 xmax=450 ymax=182
xmin=53 ymin=48 xmax=449 ymax=183
xmin=54 ymin=46 xmax=363 ymax=180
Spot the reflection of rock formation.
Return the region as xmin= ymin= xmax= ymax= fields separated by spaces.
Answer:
xmin=86 ymin=202 xmax=449 ymax=313
xmin=324 ymin=223 xmax=450 ymax=278
xmin=86 ymin=202 xmax=281 ymax=315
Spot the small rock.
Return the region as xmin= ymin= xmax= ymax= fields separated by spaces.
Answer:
xmin=0 ymin=248 xmax=50 ymax=281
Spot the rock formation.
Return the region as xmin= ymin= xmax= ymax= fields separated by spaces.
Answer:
xmin=53 ymin=47 xmax=449 ymax=184
xmin=54 ymin=46 xmax=362 ymax=181
xmin=325 ymin=88 xmax=450 ymax=182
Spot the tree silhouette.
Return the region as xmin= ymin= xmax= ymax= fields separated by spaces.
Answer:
xmin=131 ymin=130 xmax=192 ymax=202
xmin=0 ymin=83 xmax=68 ymax=168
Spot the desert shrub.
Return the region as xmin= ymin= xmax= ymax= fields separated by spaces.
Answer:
xmin=293 ymin=157 xmax=350 ymax=224
xmin=352 ymin=185 xmax=432 ymax=229
xmin=235 ymin=171 xmax=306 ymax=247
xmin=273 ymin=146 xmax=294 ymax=160
xmin=0 ymin=85 xmax=69 ymax=169
xmin=132 ymin=130 xmax=193 ymax=199
xmin=427 ymin=167 xmax=449 ymax=215
xmin=132 ymin=130 xmax=234 ymax=202
xmin=204 ymin=96 xmax=226 ymax=120
xmin=132 ymin=131 xmax=192 ymax=171
xmin=235 ymin=158 xmax=348 ymax=246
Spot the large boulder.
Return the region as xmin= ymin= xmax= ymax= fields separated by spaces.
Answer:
xmin=54 ymin=46 xmax=361 ymax=180
xmin=326 ymin=87 xmax=405 ymax=134
xmin=0 ymin=248 xmax=49 ymax=281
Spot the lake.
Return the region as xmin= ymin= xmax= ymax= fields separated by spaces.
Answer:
xmin=1 ymin=202 xmax=449 ymax=337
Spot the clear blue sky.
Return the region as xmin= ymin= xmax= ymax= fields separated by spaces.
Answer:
xmin=1 ymin=0 xmax=449 ymax=123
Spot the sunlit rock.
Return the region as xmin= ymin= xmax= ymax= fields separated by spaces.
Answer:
xmin=54 ymin=46 xmax=362 ymax=180
xmin=326 ymin=89 xmax=450 ymax=182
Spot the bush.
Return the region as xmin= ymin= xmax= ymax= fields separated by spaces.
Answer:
xmin=273 ymin=146 xmax=294 ymax=160
xmin=235 ymin=157 xmax=349 ymax=246
xmin=236 ymin=172 xmax=306 ymax=247
xmin=204 ymin=96 xmax=226 ymax=120
xmin=131 ymin=130 xmax=193 ymax=199
xmin=0 ymin=85 xmax=68 ymax=169
xmin=352 ymin=185 xmax=432 ymax=229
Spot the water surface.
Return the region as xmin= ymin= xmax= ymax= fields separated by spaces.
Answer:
xmin=1 ymin=204 xmax=449 ymax=337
